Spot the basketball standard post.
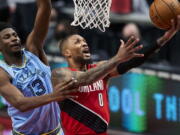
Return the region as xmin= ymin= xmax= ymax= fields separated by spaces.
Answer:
xmin=71 ymin=0 xmax=112 ymax=32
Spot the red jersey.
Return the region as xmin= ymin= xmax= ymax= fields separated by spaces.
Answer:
xmin=60 ymin=64 xmax=110 ymax=135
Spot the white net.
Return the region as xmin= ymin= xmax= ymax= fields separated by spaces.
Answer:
xmin=71 ymin=0 xmax=112 ymax=32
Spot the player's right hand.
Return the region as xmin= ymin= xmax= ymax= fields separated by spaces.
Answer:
xmin=157 ymin=15 xmax=180 ymax=47
xmin=116 ymin=36 xmax=144 ymax=63
xmin=52 ymin=78 xmax=79 ymax=101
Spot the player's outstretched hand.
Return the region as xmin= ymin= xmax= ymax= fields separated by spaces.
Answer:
xmin=157 ymin=15 xmax=180 ymax=47
xmin=116 ymin=36 xmax=144 ymax=63
xmin=52 ymin=78 xmax=78 ymax=101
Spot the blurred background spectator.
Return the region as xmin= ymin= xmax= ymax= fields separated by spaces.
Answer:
xmin=111 ymin=0 xmax=149 ymax=14
xmin=0 ymin=0 xmax=11 ymax=22
xmin=45 ymin=19 xmax=76 ymax=55
xmin=8 ymin=0 xmax=36 ymax=44
xmin=122 ymin=23 xmax=141 ymax=39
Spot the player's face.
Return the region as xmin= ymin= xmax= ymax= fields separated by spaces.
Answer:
xmin=0 ymin=28 xmax=22 ymax=55
xmin=67 ymin=35 xmax=91 ymax=63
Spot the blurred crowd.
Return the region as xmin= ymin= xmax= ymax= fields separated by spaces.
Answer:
xmin=0 ymin=0 xmax=180 ymax=67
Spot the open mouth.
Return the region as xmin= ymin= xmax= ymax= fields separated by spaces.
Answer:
xmin=82 ymin=48 xmax=91 ymax=57
xmin=10 ymin=43 xmax=21 ymax=48
xmin=82 ymin=47 xmax=90 ymax=53
xmin=82 ymin=50 xmax=90 ymax=54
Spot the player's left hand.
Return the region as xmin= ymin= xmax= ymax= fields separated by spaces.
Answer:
xmin=157 ymin=15 xmax=180 ymax=47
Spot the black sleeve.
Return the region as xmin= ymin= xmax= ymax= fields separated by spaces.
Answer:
xmin=117 ymin=42 xmax=161 ymax=74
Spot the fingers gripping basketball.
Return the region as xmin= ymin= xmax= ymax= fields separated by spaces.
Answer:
xmin=149 ymin=0 xmax=180 ymax=30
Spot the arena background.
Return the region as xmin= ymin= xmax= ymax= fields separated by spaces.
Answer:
xmin=0 ymin=0 xmax=180 ymax=134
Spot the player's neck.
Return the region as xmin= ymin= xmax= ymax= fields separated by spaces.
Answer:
xmin=3 ymin=51 xmax=24 ymax=66
xmin=68 ymin=62 xmax=87 ymax=71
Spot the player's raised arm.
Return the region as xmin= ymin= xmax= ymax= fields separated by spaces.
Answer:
xmin=157 ymin=15 xmax=180 ymax=47
xmin=52 ymin=37 xmax=143 ymax=87
xmin=26 ymin=0 xmax=51 ymax=65
xmin=109 ymin=15 xmax=180 ymax=77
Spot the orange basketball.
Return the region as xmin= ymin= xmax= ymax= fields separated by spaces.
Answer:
xmin=149 ymin=0 xmax=180 ymax=30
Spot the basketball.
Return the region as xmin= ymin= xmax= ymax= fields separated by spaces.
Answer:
xmin=149 ymin=0 xmax=180 ymax=30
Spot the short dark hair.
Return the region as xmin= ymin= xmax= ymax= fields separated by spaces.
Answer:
xmin=0 ymin=22 xmax=13 ymax=32
xmin=59 ymin=33 xmax=76 ymax=56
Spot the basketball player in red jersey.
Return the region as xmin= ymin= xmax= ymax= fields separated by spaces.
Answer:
xmin=52 ymin=16 xmax=180 ymax=135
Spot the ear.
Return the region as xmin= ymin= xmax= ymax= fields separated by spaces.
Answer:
xmin=0 ymin=36 xmax=3 ymax=52
xmin=64 ymin=49 xmax=71 ymax=57
xmin=0 ymin=42 xmax=2 ymax=52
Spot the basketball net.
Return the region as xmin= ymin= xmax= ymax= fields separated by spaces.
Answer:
xmin=71 ymin=0 xmax=112 ymax=32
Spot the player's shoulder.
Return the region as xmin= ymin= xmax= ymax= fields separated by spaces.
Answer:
xmin=52 ymin=67 xmax=70 ymax=77
xmin=0 ymin=61 xmax=10 ymax=75
xmin=0 ymin=68 xmax=11 ymax=82
xmin=23 ymin=49 xmax=35 ymax=57
xmin=52 ymin=67 xmax=69 ymax=73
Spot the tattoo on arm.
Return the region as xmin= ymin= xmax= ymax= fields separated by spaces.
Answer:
xmin=52 ymin=57 xmax=120 ymax=87
xmin=76 ymin=58 xmax=120 ymax=85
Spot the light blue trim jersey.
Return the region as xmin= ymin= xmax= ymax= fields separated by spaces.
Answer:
xmin=0 ymin=50 xmax=60 ymax=134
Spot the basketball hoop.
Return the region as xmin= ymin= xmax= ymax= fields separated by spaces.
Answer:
xmin=71 ymin=0 xmax=112 ymax=32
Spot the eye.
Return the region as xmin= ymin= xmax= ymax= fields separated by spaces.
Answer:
xmin=13 ymin=33 xmax=17 ymax=37
xmin=83 ymin=39 xmax=87 ymax=43
xmin=3 ymin=34 xmax=10 ymax=39
xmin=74 ymin=39 xmax=80 ymax=44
